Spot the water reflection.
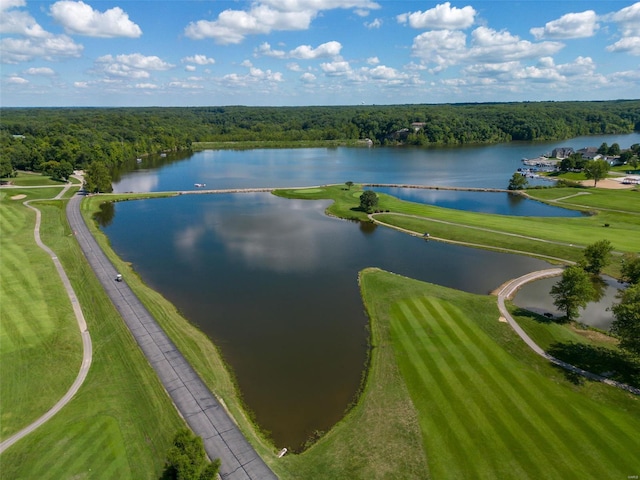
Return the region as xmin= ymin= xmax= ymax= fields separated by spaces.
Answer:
xmin=513 ymin=275 xmax=621 ymax=330
xmin=101 ymin=192 xmax=554 ymax=449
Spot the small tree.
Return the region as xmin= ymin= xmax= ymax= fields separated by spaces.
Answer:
xmin=583 ymin=159 xmax=609 ymax=187
xmin=611 ymin=283 xmax=640 ymax=356
xmin=550 ymin=266 xmax=596 ymax=323
xmin=162 ymin=428 xmax=220 ymax=480
xmin=580 ymin=239 xmax=613 ymax=274
xmin=345 ymin=181 xmax=354 ymax=190
xmin=621 ymin=253 xmax=640 ymax=285
xmin=359 ymin=190 xmax=378 ymax=212
xmin=84 ymin=161 xmax=113 ymax=193
xmin=507 ymin=172 xmax=529 ymax=190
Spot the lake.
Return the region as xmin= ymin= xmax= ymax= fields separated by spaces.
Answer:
xmin=105 ymin=132 xmax=638 ymax=449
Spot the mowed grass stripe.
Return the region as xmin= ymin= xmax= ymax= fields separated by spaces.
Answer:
xmin=0 ymin=201 xmax=27 ymax=234
xmin=435 ymin=301 xmax=637 ymax=474
xmin=393 ymin=302 xmax=504 ymax=479
xmin=400 ymin=299 xmax=554 ymax=480
xmin=421 ymin=298 xmax=598 ymax=478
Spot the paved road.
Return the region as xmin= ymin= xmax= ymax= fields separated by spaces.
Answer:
xmin=0 ymin=194 xmax=93 ymax=454
xmin=496 ymin=269 xmax=640 ymax=396
xmin=66 ymin=193 xmax=277 ymax=480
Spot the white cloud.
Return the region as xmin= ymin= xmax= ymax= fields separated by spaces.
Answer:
xmin=530 ymin=10 xmax=598 ymax=40
xmin=320 ymin=60 xmax=351 ymax=76
xmin=185 ymin=65 xmax=196 ymax=72
xmin=365 ymin=18 xmax=382 ymax=29
xmin=607 ymin=2 xmax=640 ymax=37
xmin=135 ymin=83 xmax=159 ymax=89
xmin=604 ymin=2 xmax=640 ymax=55
xmin=290 ymin=41 xmax=342 ymax=59
xmin=607 ymin=36 xmax=640 ymax=55
xmin=256 ymin=40 xmax=342 ymax=59
xmin=411 ymin=27 xmax=564 ymax=70
xmin=24 ymin=66 xmax=55 ymax=75
xmin=50 ymin=1 xmax=141 ymax=38
xmin=1 ymin=35 xmax=83 ymax=63
xmin=7 ymin=75 xmax=28 ymax=84
xmin=398 ymin=2 xmax=476 ymax=30
xmin=182 ymin=54 xmax=216 ymax=65
xmin=0 ymin=0 xmax=26 ymax=11
xmin=184 ymin=0 xmax=379 ymax=44
xmin=218 ymin=64 xmax=284 ymax=88
xmin=94 ymin=53 xmax=174 ymax=79
xmin=367 ymin=56 xmax=379 ymax=65
xmin=287 ymin=62 xmax=303 ymax=71
xmin=0 ymin=6 xmax=49 ymax=37
xmin=300 ymin=72 xmax=316 ymax=82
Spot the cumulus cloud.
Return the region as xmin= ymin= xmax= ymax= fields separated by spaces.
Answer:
xmin=182 ymin=54 xmax=216 ymax=65
xmin=256 ymin=40 xmax=342 ymax=59
xmin=530 ymin=10 xmax=598 ymax=39
xmin=184 ymin=0 xmax=379 ymax=44
xmin=320 ymin=60 xmax=351 ymax=76
xmin=50 ymin=1 xmax=141 ymax=38
xmin=94 ymin=53 xmax=174 ymax=79
xmin=24 ymin=66 xmax=55 ymax=75
xmin=411 ymin=26 xmax=563 ymax=70
xmin=300 ymin=72 xmax=316 ymax=82
xmin=218 ymin=64 xmax=284 ymax=88
xmin=7 ymin=75 xmax=28 ymax=84
xmin=1 ymin=35 xmax=83 ymax=63
xmin=397 ymin=2 xmax=476 ymax=30
xmin=367 ymin=56 xmax=380 ymax=65
xmin=0 ymin=0 xmax=83 ymax=63
xmin=605 ymin=2 xmax=640 ymax=55
xmin=365 ymin=18 xmax=382 ymax=29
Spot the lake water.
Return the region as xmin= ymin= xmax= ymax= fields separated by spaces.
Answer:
xmin=105 ymin=132 xmax=638 ymax=449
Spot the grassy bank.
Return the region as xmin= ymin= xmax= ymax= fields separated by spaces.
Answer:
xmin=0 ymin=189 xmax=184 ymax=478
xmin=345 ymin=269 xmax=639 ymax=479
xmin=275 ymin=184 xmax=640 ymax=277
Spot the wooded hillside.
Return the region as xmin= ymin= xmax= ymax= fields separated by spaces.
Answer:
xmin=1 ymin=100 xmax=639 ymax=175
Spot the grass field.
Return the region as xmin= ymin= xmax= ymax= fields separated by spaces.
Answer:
xmin=0 ymin=189 xmax=185 ymax=478
xmin=357 ymin=269 xmax=640 ymax=479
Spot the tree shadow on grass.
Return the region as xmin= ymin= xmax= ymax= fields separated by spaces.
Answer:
xmin=511 ymin=307 xmax=556 ymax=324
xmin=547 ymin=341 xmax=640 ymax=388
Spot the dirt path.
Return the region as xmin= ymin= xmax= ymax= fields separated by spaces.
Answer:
xmin=0 ymin=193 xmax=93 ymax=454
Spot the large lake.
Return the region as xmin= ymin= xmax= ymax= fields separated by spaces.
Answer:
xmin=105 ymin=133 xmax=638 ymax=449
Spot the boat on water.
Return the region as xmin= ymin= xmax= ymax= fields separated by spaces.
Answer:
xmin=194 ymin=183 xmax=206 ymax=188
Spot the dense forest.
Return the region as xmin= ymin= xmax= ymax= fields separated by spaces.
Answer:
xmin=1 ymin=100 xmax=639 ymax=177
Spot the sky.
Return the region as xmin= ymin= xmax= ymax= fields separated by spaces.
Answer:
xmin=1 ymin=0 xmax=639 ymax=107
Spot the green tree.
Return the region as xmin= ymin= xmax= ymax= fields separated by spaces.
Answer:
xmin=621 ymin=253 xmax=640 ymax=285
xmin=597 ymin=142 xmax=609 ymax=155
xmin=359 ymin=190 xmax=378 ymax=212
xmin=345 ymin=181 xmax=354 ymax=190
xmin=611 ymin=284 xmax=640 ymax=356
xmin=550 ymin=266 xmax=596 ymax=322
xmin=84 ymin=161 xmax=113 ymax=193
xmin=583 ymin=159 xmax=610 ymax=187
xmin=580 ymin=239 xmax=613 ymax=274
xmin=507 ymin=172 xmax=529 ymax=190
xmin=0 ymin=156 xmax=15 ymax=178
xmin=608 ymin=143 xmax=621 ymax=156
xmin=162 ymin=428 xmax=220 ymax=480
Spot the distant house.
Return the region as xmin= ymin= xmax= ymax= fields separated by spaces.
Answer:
xmin=551 ymin=147 xmax=574 ymax=159
xmin=577 ymin=147 xmax=602 ymax=160
xmin=411 ymin=122 xmax=426 ymax=132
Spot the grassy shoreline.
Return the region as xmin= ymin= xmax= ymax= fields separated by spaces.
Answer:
xmin=3 ymin=181 xmax=639 ymax=478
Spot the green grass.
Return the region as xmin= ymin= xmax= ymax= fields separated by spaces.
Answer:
xmin=356 ymin=269 xmax=640 ymax=479
xmin=2 ymin=171 xmax=78 ymax=187
xmin=526 ymin=187 xmax=640 ymax=213
xmin=0 ymin=191 xmax=184 ymax=479
xmin=275 ymin=184 xmax=640 ymax=278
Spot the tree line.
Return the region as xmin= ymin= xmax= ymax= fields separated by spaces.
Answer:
xmin=2 ymin=100 xmax=639 ymax=182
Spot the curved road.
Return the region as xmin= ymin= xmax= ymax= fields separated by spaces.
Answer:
xmin=66 ymin=192 xmax=277 ymax=480
xmin=497 ymin=269 xmax=640 ymax=395
xmin=0 ymin=187 xmax=93 ymax=454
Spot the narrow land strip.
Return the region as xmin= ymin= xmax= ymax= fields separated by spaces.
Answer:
xmin=0 ymin=194 xmax=93 ymax=454
xmin=66 ymin=192 xmax=277 ymax=480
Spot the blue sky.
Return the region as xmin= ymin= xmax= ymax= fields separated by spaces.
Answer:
xmin=1 ymin=1 xmax=639 ymax=106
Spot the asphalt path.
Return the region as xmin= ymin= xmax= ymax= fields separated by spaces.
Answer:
xmin=497 ymin=269 xmax=640 ymax=396
xmin=0 ymin=191 xmax=93 ymax=454
xmin=66 ymin=192 xmax=277 ymax=480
